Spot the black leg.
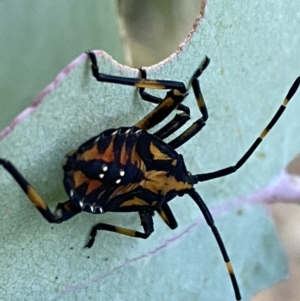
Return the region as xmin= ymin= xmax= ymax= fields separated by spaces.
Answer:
xmin=0 ymin=159 xmax=80 ymax=223
xmin=154 ymin=112 xmax=190 ymax=140
xmin=157 ymin=203 xmax=178 ymax=230
xmin=168 ymin=119 xmax=206 ymax=149
xmin=168 ymin=57 xmax=210 ymax=149
xmin=138 ymin=68 xmax=190 ymax=116
xmin=139 ymin=68 xmax=190 ymax=140
xmin=88 ymin=51 xmax=186 ymax=92
xmin=88 ymin=51 xmax=191 ymax=131
xmin=88 ymin=52 xmax=212 ymax=142
xmin=85 ymin=209 xmax=154 ymax=248
xmin=137 ymin=68 xmax=192 ymax=136
xmin=187 ymin=189 xmax=241 ymax=301
xmin=134 ymin=58 xmax=210 ymax=132
xmin=196 ymin=76 xmax=300 ymax=182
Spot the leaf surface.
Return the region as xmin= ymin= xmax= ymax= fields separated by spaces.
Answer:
xmin=1 ymin=1 xmax=300 ymax=300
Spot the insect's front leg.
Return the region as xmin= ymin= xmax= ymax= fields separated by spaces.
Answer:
xmin=87 ymin=51 xmax=189 ymax=132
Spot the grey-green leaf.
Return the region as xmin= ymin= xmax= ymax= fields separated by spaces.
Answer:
xmin=1 ymin=1 xmax=300 ymax=301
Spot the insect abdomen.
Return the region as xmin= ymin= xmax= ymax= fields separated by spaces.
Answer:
xmin=63 ymin=127 xmax=146 ymax=210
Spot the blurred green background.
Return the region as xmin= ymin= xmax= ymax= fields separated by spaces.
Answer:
xmin=0 ymin=0 xmax=200 ymax=131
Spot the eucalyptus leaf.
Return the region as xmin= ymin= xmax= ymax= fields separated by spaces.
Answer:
xmin=1 ymin=1 xmax=300 ymax=301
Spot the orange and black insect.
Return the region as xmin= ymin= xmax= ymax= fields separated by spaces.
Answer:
xmin=1 ymin=51 xmax=300 ymax=300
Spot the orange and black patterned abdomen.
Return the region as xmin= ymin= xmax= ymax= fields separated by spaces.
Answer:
xmin=63 ymin=126 xmax=192 ymax=214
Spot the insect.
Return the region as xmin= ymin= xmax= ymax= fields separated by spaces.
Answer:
xmin=1 ymin=51 xmax=300 ymax=300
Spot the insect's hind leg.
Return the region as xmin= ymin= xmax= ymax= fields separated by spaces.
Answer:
xmin=187 ymin=188 xmax=241 ymax=300
xmin=0 ymin=159 xmax=81 ymax=223
xmin=85 ymin=209 xmax=154 ymax=248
